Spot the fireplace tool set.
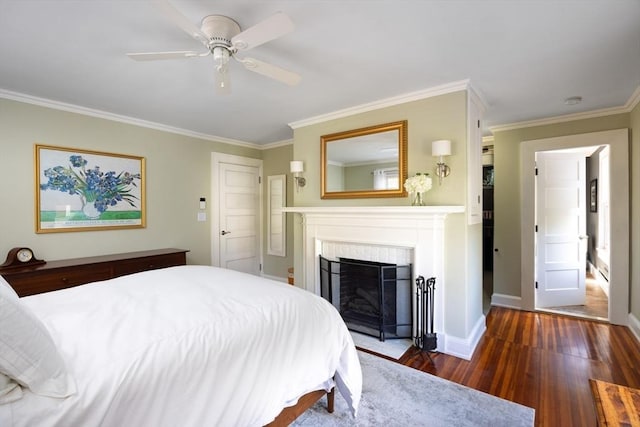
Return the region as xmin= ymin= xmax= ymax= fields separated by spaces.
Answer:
xmin=413 ymin=275 xmax=437 ymax=364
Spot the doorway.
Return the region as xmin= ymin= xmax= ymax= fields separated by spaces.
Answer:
xmin=211 ymin=152 xmax=263 ymax=275
xmin=534 ymin=147 xmax=607 ymax=320
xmin=520 ymin=129 xmax=629 ymax=326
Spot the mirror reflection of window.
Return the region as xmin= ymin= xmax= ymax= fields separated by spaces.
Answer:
xmin=373 ymin=168 xmax=399 ymax=190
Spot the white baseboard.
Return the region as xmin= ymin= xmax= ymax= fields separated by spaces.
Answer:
xmin=588 ymin=261 xmax=610 ymax=297
xmin=443 ymin=314 xmax=487 ymax=360
xmin=491 ymin=293 xmax=522 ymax=309
xmin=629 ymin=312 xmax=640 ymax=344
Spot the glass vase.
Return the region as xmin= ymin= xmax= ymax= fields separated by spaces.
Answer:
xmin=412 ymin=192 xmax=425 ymax=206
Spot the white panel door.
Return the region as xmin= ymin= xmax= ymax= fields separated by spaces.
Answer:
xmin=535 ymin=152 xmax=587 ymax=308
xmin=218 ymin=162 xmax=261 ymax=275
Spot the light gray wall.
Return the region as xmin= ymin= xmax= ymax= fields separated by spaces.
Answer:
xmin=0 ymin=98 xmax=260 ymax=266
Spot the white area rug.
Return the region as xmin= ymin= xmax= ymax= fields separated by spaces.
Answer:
xmin=350 ymin=331 xmax=413 ymax=360
xmin=292 ymin=351 xmax=535 ymax=426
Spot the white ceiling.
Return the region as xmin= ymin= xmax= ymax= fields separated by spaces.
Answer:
xmin=1 ymin=0 xmax=639 ymax=146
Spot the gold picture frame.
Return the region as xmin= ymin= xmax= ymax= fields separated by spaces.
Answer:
xmin=35 ymin=144 xmax=146 ymax=233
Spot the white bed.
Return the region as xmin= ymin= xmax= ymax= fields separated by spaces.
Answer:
xmin=0 ymin=265 xmax=362 ymax=426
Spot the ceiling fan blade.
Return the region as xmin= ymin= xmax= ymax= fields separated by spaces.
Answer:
xmin=126 ymin=51 xmax=201 ymax=61
xmin=241 ymin=57 xmax=301 ymax=86
xmin=152 ymin=0 xmax=209 ymax=45
xmin=231 ymin=12 xmax=294 ymax=51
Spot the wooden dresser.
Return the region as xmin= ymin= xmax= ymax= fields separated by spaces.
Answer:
xmin=0 ymin=248 xmax=189 ymax=297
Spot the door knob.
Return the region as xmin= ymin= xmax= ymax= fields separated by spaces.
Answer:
xmin=221 ymin=230 xmax=231 ymax=235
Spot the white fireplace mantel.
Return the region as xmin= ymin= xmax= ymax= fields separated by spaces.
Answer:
xmin=282 ymin=205 xmax=464 ymax=217
xmin=283 ymin=205 xmax=465 ymax=355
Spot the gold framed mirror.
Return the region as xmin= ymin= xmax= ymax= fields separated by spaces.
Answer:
xmin=321 ymin=120 xmax=408 ymax=199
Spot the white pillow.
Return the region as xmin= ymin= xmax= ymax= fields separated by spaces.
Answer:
xmin=0 ymin=275 xmax=76 ymax=399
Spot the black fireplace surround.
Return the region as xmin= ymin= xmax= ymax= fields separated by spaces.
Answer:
xmin=319 ymin=255 xmax=412 ymax=341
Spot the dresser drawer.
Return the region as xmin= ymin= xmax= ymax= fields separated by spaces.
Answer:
xmin=1 ymin=248 xmax=189 ymax=297
xmin=7 ymin=266 xmax=113 ymax=296
xmin=111 ymin=253 xmax=186 ymax=277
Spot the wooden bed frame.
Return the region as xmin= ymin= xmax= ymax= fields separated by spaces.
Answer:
xmin=267 ymin=388 xmax=334 ymax=426
xmin=1 ymin=248 xmax=338 ymax=425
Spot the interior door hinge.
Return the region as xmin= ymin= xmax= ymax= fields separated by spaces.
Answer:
xmin=535 ymin=281 xmax=538 ymax=289
xmin=477 ymin=119 xmax=480 ymax=128
xmin=535 ymin=168 xmax=538 ymax=175
xmin=535 ymin=225 xmax=538 ymax=232
xmin=259 ymin=263 xmax=262 ymax=271
xmin=258 ymin=176 xmax=261 ymax=184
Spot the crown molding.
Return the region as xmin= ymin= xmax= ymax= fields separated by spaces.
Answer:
xmin=490 ymin=85 xmax=640 ymax=134
xmin=627 ymin=85 xmax=640 ymax=110
xmin=0 ymin=88 xmax=260 ymax=149
xmin=259 ymin=138 xmax=293 ymax=150
xmin=288 ymin=79 xmax=472 ymax=129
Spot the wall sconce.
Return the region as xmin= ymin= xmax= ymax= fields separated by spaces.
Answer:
xmin=290 ymin=160 xmax=306 ymax=192
xmin=432 ymin=139 xmax=452 ymax=185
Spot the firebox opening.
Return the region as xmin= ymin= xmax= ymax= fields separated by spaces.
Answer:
xmin=319 ymin=255 xmax=412 ymax=341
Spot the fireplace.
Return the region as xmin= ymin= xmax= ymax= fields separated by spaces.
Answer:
xmin=319 ymin=255 xmax=412 ymax=341
xmin=281 ymin=205 xmax=472 ymax=357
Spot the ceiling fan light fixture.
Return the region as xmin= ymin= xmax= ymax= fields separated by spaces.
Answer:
xmin=212 ymin=47 xmax=231 ymax=94
xmin=213 ymin=46 xmax=230 ymax=69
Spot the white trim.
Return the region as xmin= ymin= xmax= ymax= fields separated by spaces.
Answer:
xmin=259 ymin=139 xmax=293 ymax=150
xmin=282 ymin=205 xmax=465 ymax=216
xmin=0 ymin=88 xmax=259 ymax=149
xmin=490 ymin=84 xmax=640 ymax=133
xmin=288 ymin=79 xmax=472 ymax=129
xmin=626 ymin=85 xmax=640 ymax=111
xmin=443 ymin=315 xmax=486 ymax=360
xmin=628 ymin=313 xmax=640 ymax=344
xmin=491 ymin=293 xmax=522 ymax=309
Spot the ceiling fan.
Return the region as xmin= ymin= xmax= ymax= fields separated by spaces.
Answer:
xmin=127 ymin=0 xmax=301 ymax=94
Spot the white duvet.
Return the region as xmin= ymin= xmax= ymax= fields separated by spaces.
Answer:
xmin=0 ymin=265 xmax=362 ymax=426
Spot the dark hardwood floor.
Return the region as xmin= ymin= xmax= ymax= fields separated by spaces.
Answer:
xmin=395 ymin=306 xmax=640 ymax=426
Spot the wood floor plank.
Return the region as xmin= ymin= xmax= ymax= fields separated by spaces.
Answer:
xmin=398 ymin=306 xmax=640 ymax=426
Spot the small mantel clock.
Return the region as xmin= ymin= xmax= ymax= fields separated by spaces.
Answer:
xmin=0 ymin=247 xmax=46 ymax=270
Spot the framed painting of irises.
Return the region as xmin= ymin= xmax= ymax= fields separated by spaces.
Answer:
xmin=35 ymin=144 xmax=146 ymax=233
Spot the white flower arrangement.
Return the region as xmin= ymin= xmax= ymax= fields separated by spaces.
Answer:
xmin=404 ymin=173 xmax=433 ymax=194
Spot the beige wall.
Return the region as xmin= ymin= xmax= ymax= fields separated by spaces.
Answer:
xmin=261 ymin=143 xmax=294 ymax=279
xmin=289 ymin=91 xmax=485 ymax=342
xmin=0 ymin=98 xmax=260 ymax=266
xmin=291 ymin=92 xmax=469 ymax=207
xmin=491 ymin=113 xmax=636 ymax=318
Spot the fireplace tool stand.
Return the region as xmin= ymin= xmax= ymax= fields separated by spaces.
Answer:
xmin=411 ymin=275 xmax=437 ymax=365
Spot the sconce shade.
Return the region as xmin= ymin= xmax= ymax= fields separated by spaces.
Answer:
xmin=432 ymin=140 xmax=452 ymax=157
xmin=290 ymin=160 xmax=304 ymax=173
